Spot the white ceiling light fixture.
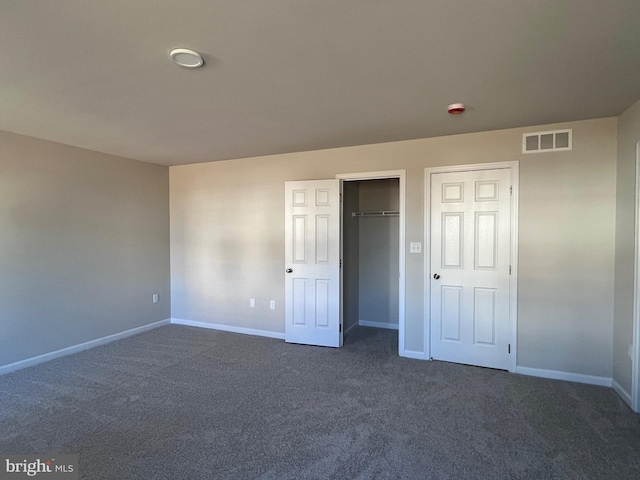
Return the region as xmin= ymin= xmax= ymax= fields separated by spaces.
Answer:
xmin=170 ymin=48 xmax=204 ymax=68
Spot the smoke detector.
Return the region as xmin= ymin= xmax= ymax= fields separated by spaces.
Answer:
xmin=447 ymin=103 xmax=465 ymax=114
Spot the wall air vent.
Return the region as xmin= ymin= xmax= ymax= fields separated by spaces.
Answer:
xmin=522 ymin=129 xmax=572 ymax=153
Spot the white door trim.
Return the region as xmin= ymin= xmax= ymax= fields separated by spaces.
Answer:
xmin=336 ymin=170 xmax=408 ymax=357
xmin=632 ymin=141 xmax=640 ymax=412
xmin=424 ymin=161 xmax=519 ymax=372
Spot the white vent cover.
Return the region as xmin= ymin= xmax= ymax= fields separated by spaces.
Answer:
xmin=522 ymin=129 xmax=572 ymax=153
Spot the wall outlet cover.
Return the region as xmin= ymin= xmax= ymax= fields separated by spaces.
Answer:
xmin=410 ymin=242 xmax=422 ymax=253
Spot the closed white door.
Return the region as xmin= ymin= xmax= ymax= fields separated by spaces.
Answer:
xmin=285 ymin=179 xmax=342 ymax=347
xmin=430 ymin=168 xmax=511 ymax=369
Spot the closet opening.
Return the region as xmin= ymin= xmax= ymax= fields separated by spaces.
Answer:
xmin=342 ymin=178 xmax=400 ymax=345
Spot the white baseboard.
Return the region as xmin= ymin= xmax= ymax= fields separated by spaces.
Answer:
xmin=515 ymin=366 xmax=613 ymax=387
xmin=359 ymin=320 xmax=399 ymax=330
xmin=171 ymin=318 xmax=285 ymax=340
xmin=344 ymin=322 xmax=359 ymax=336
xmin=401 ymin=349 xmax=429 ymax=360
xmin=612 ymin=379 xmax=633 ymax=406
xmin=0 ymin=318 xmax=171 ymax=376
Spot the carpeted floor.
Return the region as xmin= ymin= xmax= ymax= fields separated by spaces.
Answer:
xmin=0 ymin=325 xmax=639 ymax=479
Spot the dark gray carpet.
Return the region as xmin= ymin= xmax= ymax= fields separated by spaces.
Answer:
xmin=0 ymin=325 xmax=639 ymax=479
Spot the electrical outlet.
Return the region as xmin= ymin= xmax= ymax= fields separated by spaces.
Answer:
xmin=250 ymin=298 xmax=255 ymax=308
xmin=152 ymin=294 xmax=159 ymax=304
xmin=410 ymin=242 xmax=422 ymax=253
xmin=270 ymin=300 xmax=276 ymax=310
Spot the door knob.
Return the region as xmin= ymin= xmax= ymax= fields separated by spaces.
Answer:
xmin=286 ymin=268 xmax=293 ymax=273
xmin=433 ymin=273 xmax=440 ymax=280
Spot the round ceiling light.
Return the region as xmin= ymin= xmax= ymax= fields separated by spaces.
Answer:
xmin=170 ymin=48 xmax=204 ymax=68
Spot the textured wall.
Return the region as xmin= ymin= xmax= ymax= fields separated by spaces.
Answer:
xmin=614 ymin=99 xmax=640 ymax=395
xmin=0 ymin=131 xmax=170 ymax=367
xmin=170 ymin=117 xmax=617 ymax=377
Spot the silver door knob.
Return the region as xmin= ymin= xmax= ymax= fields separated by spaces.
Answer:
xmin=286 ymin=268 xmax=293 ymax=273
xmin=433 ymin=273 xmax=440 ymax=279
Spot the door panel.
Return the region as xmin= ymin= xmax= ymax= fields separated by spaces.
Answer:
xmin=292 ymin=279 xmax=306 ymax=325
xmin=442 ymin=213 xmax=463 ymax=268
xmin=473 ymin=287 xmax=496 ymax=345
xmin=293 ymin=216 xmax=307 ymax=262
xmin=430 ymin=168 xmax=511 ymax=370
xmin=315 ymin=216 xmax=330 ymax=263
xmin=441 ymin=286 xmax=463 ymax=342
xmin=285 ymin=179 xmax=342 ymax=347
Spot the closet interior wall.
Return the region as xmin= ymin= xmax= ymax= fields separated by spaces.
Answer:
xmin=343 ymin=179 xmax=400 ymax=335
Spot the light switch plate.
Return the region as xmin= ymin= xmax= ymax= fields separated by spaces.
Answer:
xmin=410 ymin=242 xmax=422 ymax=253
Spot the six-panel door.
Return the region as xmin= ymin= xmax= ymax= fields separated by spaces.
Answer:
xmin=284 ymin=179 xmax=342 ymax=347
xmin=430 ymin=169 xmax=511 ymax=370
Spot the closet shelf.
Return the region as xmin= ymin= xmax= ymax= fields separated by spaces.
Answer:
xmin=352 ymin=210 xmax=399 ymax=217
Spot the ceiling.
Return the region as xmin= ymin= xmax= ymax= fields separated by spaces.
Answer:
xmin=1 ymin=1 xmax=639 ymax=166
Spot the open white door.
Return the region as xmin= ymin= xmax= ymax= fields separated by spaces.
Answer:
xmin=285 ymin=179 xmax=342 ymax=347
xmin=430 ymin=168 xmax=512 ymax=370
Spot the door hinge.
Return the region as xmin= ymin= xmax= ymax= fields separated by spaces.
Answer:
xmin=510 ymin=185 xmax=513 ymax=196
xmin=509 ymin=265 xmax=511 ymax=275
xmin=508 ymin=344 xmax=511 ymax=354
xmin=340 ymin=193 xmax=343 ymax=203
xmin=339 ymin=324 xmax=342 ymax=333
xmin=340 ymin=259 xmax=342 ymax=268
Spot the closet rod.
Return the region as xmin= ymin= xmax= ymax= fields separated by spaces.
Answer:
xmin=351 ymin=210 xmax=399 ymax=217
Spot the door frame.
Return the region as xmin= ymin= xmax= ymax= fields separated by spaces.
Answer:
xmin=336 ymin=170 xmax=408 ymax=357
xmin=632 ymin=141 xmax=640 ymax=412
xmin=424 ymin=161 xmax=519 ymax=372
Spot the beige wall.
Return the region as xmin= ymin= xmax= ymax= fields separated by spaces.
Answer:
xmin=517 ymin=121 xmax=616 ymax=376
xmin=0 ymin=131 xmax=170 ymax=367
xmin=170 ymin=117 xmax=617 ymax=377
xmin=614 ymin=99 xmax=640 ymax=394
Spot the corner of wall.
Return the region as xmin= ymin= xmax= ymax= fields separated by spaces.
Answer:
xmin=612 ymin=99 xmax=640 ymax=408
